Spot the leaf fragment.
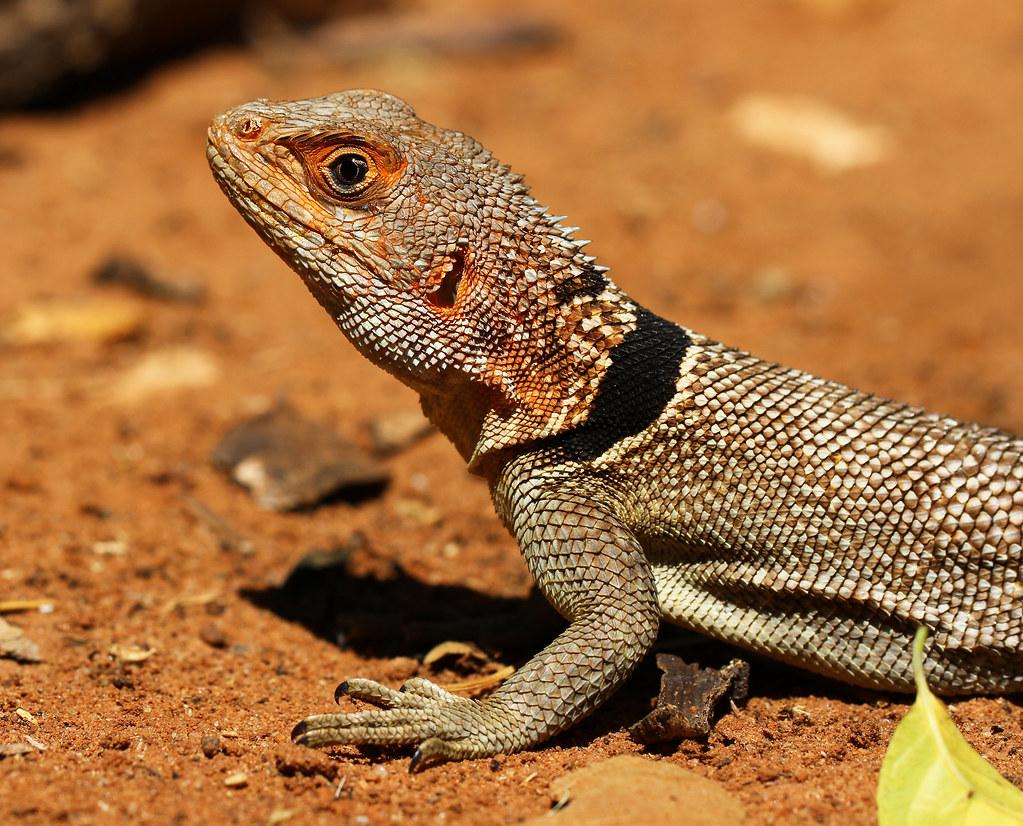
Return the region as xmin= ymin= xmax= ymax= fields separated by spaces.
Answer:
xmin=630 ymin=653 xmax=749 ymax=743
xmin=0 ymin=743 xmax=34 ymax=759
xmin=877 ymin=627 xmax=1023 ymax=825
xmin=423 ymin=640 xmax=489 ymax=667
xmin=3 ymin=297 xmax=145 ymax=346
xmin=0 ymin=617 xmax=42 ymax=663
xmin=444 ymin=665 xmax=515 ymax=693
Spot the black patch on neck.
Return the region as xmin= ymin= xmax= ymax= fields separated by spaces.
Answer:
xmin=541 ymin=307 xmax=690 ymax=462
xmin=553 ymin=266 xmax=607 ymax=303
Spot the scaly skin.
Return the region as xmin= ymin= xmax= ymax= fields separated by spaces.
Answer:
xmin=207 ymin=90 xmax=1023 ymax=769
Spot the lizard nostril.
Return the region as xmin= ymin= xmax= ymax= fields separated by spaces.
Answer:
xmin=232 ymin=114 xmax=265 ymax=141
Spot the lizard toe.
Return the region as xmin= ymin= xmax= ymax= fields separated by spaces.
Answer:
xmin=292 ymin=678 xmax=482 ymax=750
xmin=399 ymin=677 xmax=461 ymax=702
xmin=336 ymin=678 xmax=409 ymax=708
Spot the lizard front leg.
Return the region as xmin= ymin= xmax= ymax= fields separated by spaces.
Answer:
xmin=291 ymin=477 xmax=661 ymax=769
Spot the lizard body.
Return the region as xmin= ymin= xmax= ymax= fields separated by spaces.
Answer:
xmin=207 ymin=90 xmax=1023 ymax=767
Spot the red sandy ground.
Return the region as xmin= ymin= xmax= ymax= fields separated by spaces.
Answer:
xmin=3 ymin=1 xmax=1023 ymax=823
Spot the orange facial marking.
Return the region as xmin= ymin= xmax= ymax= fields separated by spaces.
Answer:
xmin=291 ymin=134 xmax=406 ymax=207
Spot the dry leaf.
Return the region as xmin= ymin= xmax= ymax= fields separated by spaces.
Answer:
xmin=730 ymin=93 xmax=893 ymax=173
xmin=4 ymin=297 xmax=145 ymax=345
xmin=631 ymin=654 xmax=749 ymax=743
xmin=212 ymin=404 xmax=388 ymax=511
xmin=0 ymin=617 xmax=42 ymax=663
xmin=444 ymin=665 xmax=515 ymax=693
xmin=110 ymin=347 xmax=220 ymax=403
xmin=423 ymin=640 xmax=489 ymax=667
xmin=15 ymin=708 xmax=38 ymax=727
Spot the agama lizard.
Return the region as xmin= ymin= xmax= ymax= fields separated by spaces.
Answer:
xmin=207 ymin=90 xmax=1023 ymax=769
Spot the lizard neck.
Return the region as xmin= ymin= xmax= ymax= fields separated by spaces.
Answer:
xmin=418 ymin=385 xmax=490 ymax=465
xmin=420 ymin=281 xmax=694 ymax=478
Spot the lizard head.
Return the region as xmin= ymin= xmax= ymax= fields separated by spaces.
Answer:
xmin=208 ymin=90 xmax=643 ymax=461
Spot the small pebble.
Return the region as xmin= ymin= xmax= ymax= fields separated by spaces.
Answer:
xmin=201 ymin=734 xmax=221 ymax=758
xmin=223 ymin=771 xmax=248 ymax=788
xmin=200 ymin=624 xmax=227 ymax=649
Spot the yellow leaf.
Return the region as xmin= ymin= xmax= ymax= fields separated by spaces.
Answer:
xmin=877 ymin=627 xmax=1023 ymax=825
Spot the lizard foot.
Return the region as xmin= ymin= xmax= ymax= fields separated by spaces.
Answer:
xmin=290 ymin=677 xmax=507 ymax=771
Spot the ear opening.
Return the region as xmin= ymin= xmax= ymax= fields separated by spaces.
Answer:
xmin=426 ymin=248 xmax=466 ymax=310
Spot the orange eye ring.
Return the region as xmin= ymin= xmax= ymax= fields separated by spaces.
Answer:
xmin=292 ymin=135 xmax=406 ymax=206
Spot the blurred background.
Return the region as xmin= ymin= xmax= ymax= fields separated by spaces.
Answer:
xmin=2 ymin=1 xmax=1023 ymax=824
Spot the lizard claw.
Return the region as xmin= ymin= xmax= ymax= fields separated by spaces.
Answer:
xmin=408 ymin=744 xmax=425 ymax=774
xmin=408 ymin=737 xmax=458 ymax=773
xmin=290 ymin=676 xmax=503 ymax=766
xmin=290 ymin=719 xmax=309 ymax=744
xmin=333 ymin=680 xmax=349 ymax=704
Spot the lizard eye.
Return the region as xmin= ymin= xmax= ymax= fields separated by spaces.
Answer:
xmin=302 ymin=139 xmax=404 ymax=204
xmin=326 ymin=150 xmax=373 ymax=194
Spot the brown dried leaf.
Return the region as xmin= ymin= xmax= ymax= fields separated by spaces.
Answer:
xmin=212 ymin=403 xmax=389 ymax=511
xmin=444 ymin=665 xmax=515 ymax=694
xmin=630 ymin=654 xmax=749 ymax=743
xmin=423 ymin=640 xmax=489 ymax=667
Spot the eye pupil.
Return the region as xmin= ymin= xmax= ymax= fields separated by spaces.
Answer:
xmin=331 ymin=153 xmax=369 ymax=187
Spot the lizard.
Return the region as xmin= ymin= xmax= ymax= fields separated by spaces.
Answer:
xmin=206 ymin=89 xmax=1023 ymax=770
